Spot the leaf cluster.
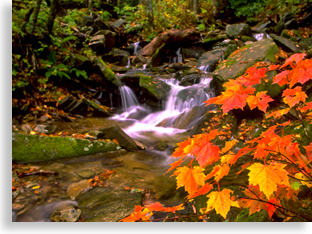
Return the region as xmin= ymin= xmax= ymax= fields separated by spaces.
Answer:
xmin=122 ymin=53 xmax=312 ymax=222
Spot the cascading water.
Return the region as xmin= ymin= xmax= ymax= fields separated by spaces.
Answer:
xmin=133 ymin=41 xmax=140 ymax=55
xmin=113 ymin=74 xmax=214 ymax=140
xmin=118 ymin=85 xmax=139 ymax=111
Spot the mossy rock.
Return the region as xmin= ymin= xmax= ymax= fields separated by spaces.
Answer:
xmin=213 ymin=38 xmax=279 ymax=83
xmin=139 ymin=75 xmax=171 ymax=101
xmin=92 ymin=57 xmax=121 ymax=86
xmin=12 ymin=133 xmax=119 ymax=163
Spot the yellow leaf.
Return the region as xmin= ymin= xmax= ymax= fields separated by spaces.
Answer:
xmin=247 ymin=163 xmax=289 ymax=199
xmin=32 ymin=185 xmax=40 ymax=190
xmin=206 ymin=189 xmax=239 ymax=219
xmin=295 ymin=172 xmax=312 ymax=188
xmin=175 ymin=166 xmax=206 ymax=194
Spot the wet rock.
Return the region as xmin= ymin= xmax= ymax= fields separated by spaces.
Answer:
xmin=132 ymin=55 xmax=148 ymax=65
xmin=270 ymin=33 xmax=305 ymax=53
xmin=89 ymin=35 xmax=106 ymax=55
xmin=110 ymin=19 xmax=127 ymax=29
xmin=226 ymin=23 xmax=251 ymax=39
xmin=196 ymin=48 xmax=226 ymax=72
xmin=254 ymin=21 xmax=272 ymax=33
xmin=224 ymin=44 xmax=238 ymax=60
xmin=90 ymin=18 xmax=111 ymax=35
xmin=102 ymin=49 xmax=130 ymax=66
xmin=94 ymin=30 xmax=116 ymax=53
xmin=50 ymin=205 xmax=81 ymax=222
xmin=154 ymin=141 xmax=168 ymax=151
xmin=134 ymin=140 xmax=147 ymax=150
xmin=284 ymin=19 xmax=298 ymax=29
xmin=139 ymin=75 xmax=171 ymax=102
xmin=147 ymin=43 xmax=167 ymax=67
xmin=77 ymin=187 xmax=143 ymax=222
xmin=81 ymin=16 xmax=95 ymax=27
xmin=67 ymin=179 xmax=93 ymax=200
xmin=179 ymin=74 xmax=201 ymax=86
xmin=99 ymin=125 xmax=138 ymax=151
xmin=12 ymin=132 xmax=119 ymax=163
xmin=181 ymin=47 xmax=204 ymax=59
xmin=76 ymin=169 xmax=96 ymax=179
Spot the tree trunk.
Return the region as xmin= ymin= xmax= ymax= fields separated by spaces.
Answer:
xmin=189 ymin=0 xmax=199 ymax=14
xmin=47 ymin=0 xmax=59 ymax=33
xmin=145 ymin=0 xmax=154 ymax=28
xmin=29 ymin=0 xmax=43 ymax=35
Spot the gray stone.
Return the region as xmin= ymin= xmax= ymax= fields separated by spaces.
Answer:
xmin=224 ymin=44 xmax=238 ymax=60
xmin=226 ymin=23 xmax=251 ymax=39
xmin=82 ymin=98 xmax=112 ymax=117
xmin=21 ymin=124 xmax=32 ymax=133
xmin=34 ymin=125 xmax=49 ymax=134
xmin=110 ymin=19 xmax=127 ymax=28
xmin=179 ymin=74 xmax=201 ymax=86
xmin=67 ymin=180 xmax=93 ymax=200
xmin=284 ymin=19 xmax=298 ymax=29
xmin=270 ymin=33 xmax=305 ymax=53
xmin=102 ymin=49 xmax=130 ymax=66
xmin=196 ymin=48 xmax=226 ymax=72
xmin=50 ymin=205 xmax=81 ymax=222
xmin=139 ymin=75 xmax=171 ymax=101
xmin=99 ymin=125 xmax=138 ymax=151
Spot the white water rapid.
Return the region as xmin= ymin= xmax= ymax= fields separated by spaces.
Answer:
xmin=112 ymin=75 xmax=214 ymax=141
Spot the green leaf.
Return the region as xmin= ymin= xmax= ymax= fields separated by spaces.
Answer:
xmin=45 ymin=70 xmax=52 ymax=78
xmin=291 ymin=182 xmax=301 ymax=190
xmin=198 ymin=23 xmax=205 ymax=31
xmin=48 ymin=51 xmax=57 ymax=65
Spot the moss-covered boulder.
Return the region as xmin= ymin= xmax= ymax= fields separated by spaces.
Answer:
xmin=196 ymin=48 xmax=227 ymax=72
xmin=270 ymin=33 xmax=306 ymax=53
xmin=82 ymin=98 xmax=111 ymax=117
xmin=226 ymin=23 xmax=252 ymax=39
xmin=213 ymin=38 xmax=279 ymax=83
xmin=12 ymin=133 xmax=119 ymax=163
xmin=147 ymin=43 xmax=167 ymax=67
xmin=93 ymin=57 xmax=121 ymax=86
xmin=139 ymin=75 xmax=171 ymax=101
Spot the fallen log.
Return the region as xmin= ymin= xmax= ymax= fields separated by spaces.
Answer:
xmin=139 ymin=28 xmax=200 ymax=57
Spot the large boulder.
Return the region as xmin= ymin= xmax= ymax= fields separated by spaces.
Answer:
xmin=12 ymin=133 xmax=119 ymax=163
xmin=89 ymin=30 xmax=116 ymax=55
xmin=99 ymin=125 xmax=138 ymax=151
xmin=82 ymin=98 xmax=112 ymax=117
xmin=213 ymin=38 xmax=279 ymax=83
xmin=225 ymin=23 xmax=252 ymax=39
xmin=50 ymin=205 xmax=81 ymax=222
xmin=102 ymin=49 xmax=130 ymax=66
xmin=139 ymin=75 xmax=171 ymax=101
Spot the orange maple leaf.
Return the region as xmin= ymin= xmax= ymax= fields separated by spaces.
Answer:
xmin=280 ymin=53 xmax=306 ymax=69
xmin=273 ymin=70 xmax=290 ymax=86
xmin=265 ymin=198 xmax=277 ymax=218
xmin=206 ymin=189 xmax=240 ymax=219
xmin=246 ymin=91 xmax=273 ymax=113
xmin=196 ymin=142 xmax=220 ymax=167
xmin=188 ymin=183 xmax=213 ymax=199
xmin=175 ymin=166 xmax=206 ymax=194
xmin=247 ymin=163 xmax=290 ymax=199
xmin=239 ymin=185 xmax=267 ymax=215
xmin=282 ymin=86 xmax=307 ymax=108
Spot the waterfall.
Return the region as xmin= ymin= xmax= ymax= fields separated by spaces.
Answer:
xmin=118 ymin=85 xmax=139 ymax=111
xmin=125 ymin=57 xmax=131 ymax=68
xmin=133 ymin=41 xmax=140 ymax=55
xmin=176 ymin=48 xmax=183 ymax=63
xmin=198 ymin=65 xmax=213 ymax=73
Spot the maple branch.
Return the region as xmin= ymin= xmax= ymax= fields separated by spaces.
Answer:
xmin=264 ymin=149 xmax=312 ymax=180
xmin=237 ymin=196 xmax=312 ymax=222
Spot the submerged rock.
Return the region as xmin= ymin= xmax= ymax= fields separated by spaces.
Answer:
xmin=50 ymin=205 xmax=81 ymax=222
xmin=67 ymin=180 xmax=93 ymax=200
xmin=77 ymin=187 xmax=143 ymax=222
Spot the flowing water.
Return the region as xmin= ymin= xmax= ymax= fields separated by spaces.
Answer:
xmin=13 ymin=54 xmax=215 ymax=222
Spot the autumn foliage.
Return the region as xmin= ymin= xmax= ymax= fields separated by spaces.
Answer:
xmin=121 ymin=53 xmax=312 ymax=222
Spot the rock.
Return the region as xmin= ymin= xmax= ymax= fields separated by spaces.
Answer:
xmin=270 ymin=33 xmax=305 ymax=53
xmin=21 ymin=124 xmax=32 ymax=133
xmin=225 ymin=23 xmax=251 ymax=39
xmin=77 ymin=187 xmax=143 ymax=222
xmin=284 ymin=19 xmax=298 ymax=29
xmin=213 ymin=38 xmax=279 ymax=83
xmin=102 ymin=49 xmax=130 ymax=66
xmin=81 ymin=16 xmax=95 ymax=27
xmin=67 ymin=100 xmax=88 ymax=115
xmin=133 ymin=140 xmax=146 ymax=150
xmin=254 ymin=21 xmax=272 ymax=33
xmin=99 ymin=125 xmax=138 ymax=151
xmin=154 ymin=141 xmax=168 ymax=151
xmin=147 ymin=43 xmax=167 ymax=67
xmin=196 ymin=48 xmax=227 ymax=72
xmin=82 ymin=98 xmax=112 ymax=117
xmin=38 ymin=114 xmax=51 ymax=122
xmin=139 ymin=75 xmax=171 ymax=101
xmin=179 ymin=74 xmax=201 ymax=86
xmin=12 ymin=132 xmax=119 ymax=163
xmin=67 ymin=180 xmax=93 ymax=200
xmin=181 ymin=47 xmax=204 ymax=59
xmin=132 ymin=55 xmax=148 ymax=65
xmin=76 ymin=169 xmax=96 ymax=179
xmin=34 ymin=124 xmax=57 ymax=134
xmin=57 ymin=96 xmax=76 ymax=110
xmin=224 ymin=44 xmax=238 ymax=59
xmin=110 ymin=19 xmax=127 ymax=29
xmin=90 ymin=18 xmax=111 ymax=35
xmin=50 ymin=205 xmax=81 ymax=222
xmin=93 ymin=57 xmax=121 ymax=86
xmin=95 ymin=30 xmax=116 ymax=52
xmin=300 ymin=38 xmax=312 ymax=48
xmin=89 ymin=35 xmax=106 ymax=55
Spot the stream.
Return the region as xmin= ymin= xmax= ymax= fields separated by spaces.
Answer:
xmin=13 ymin=67 xmax=215 ymax=222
